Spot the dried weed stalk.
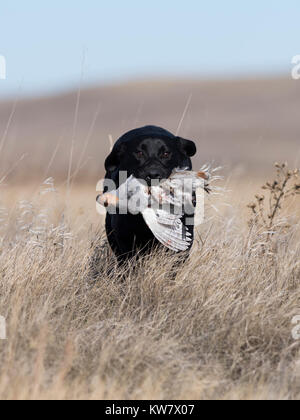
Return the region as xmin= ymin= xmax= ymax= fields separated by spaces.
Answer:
xmin=248 ymin=163 xmax=299 ymax=237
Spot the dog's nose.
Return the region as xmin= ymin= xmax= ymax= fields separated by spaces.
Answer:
xmin=146 ymin=175 xmax=161 ymax=184
xmin=146 ymin=171 xmax=162 ymax=184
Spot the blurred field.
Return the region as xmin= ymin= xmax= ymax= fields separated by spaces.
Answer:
xmin=0 ymin=76 xmax=300 ymax=183
xmin=0 ymin=77 xmax=300 ymax=400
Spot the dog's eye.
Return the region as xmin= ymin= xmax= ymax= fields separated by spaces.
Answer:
xmin=162 ymin=152 xmax=170 ymax=158
xmin=136 ymin=151 xmax=144 ymax=158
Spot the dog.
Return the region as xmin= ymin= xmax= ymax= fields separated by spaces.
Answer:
xmin=103 ymin=125 xmax=197 ymax=264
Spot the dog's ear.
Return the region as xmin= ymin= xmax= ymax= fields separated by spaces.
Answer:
xmin=105 ymin=143 xmax=127 ymax=172
xmin=177 ymin=137 xmax=197 ymax=157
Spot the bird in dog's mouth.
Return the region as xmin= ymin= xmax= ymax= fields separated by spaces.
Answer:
xmin=97 ymin=168 xmax=210 ymax=252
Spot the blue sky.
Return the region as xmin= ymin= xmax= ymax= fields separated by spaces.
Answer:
xmin=0 ymin=0 xmax=299 ymax=97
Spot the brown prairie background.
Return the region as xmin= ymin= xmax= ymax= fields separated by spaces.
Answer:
xmin=1 ymin=76 xmax=300 ymax=185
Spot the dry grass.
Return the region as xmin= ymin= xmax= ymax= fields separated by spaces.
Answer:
xmin=0 ymin=166 xmax=299 ymax=400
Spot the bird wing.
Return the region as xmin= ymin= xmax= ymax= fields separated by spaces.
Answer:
xmin=142 ymin=208 xmax=192 ymax=252
xmin=165 ymin=168 xmax=211 ymax=193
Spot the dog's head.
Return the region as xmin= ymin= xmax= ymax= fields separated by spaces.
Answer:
xmin=105 ymin=126 xmax=197 ymax=185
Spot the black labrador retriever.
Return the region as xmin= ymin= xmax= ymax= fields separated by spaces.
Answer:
xmin=103 ymin=125 xmax=197 ymax=264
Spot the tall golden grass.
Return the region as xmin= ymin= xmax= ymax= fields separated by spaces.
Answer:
xmin=0 ymin=165 xmax=299 ymax=400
